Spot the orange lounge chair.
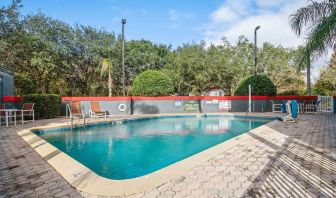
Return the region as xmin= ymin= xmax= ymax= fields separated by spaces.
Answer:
xmin=89 ymin=101 xmax=107 ymax=118
xmin=67 ymin=101 xmax=85 ymax=125
xmin=20 ymin=103 xmax=35 ymax=124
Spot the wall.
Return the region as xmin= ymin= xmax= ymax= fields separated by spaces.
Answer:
xmin=0 ymin=67 xmax=14 ymax=104
xmin=3 ymin=95 xmax=327 ymax=115
xmin=61 ymin=96 xmax=319 ymax=116
xmin=62 ymin=97 xmax=131 ymax=116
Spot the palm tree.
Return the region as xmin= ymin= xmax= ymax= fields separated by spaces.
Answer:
xmin=100 ymin=51 xmax=114 ymax=97
xmin=290 ymin=0 xmax=336 ymax=95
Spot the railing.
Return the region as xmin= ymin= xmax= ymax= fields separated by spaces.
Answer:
xmin=318 ymin=96 xmax=334 ymax=112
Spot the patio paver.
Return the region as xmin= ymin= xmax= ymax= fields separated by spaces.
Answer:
xmin=122 ymin=114 xmax=336 ymax=198
xmin=0 ymin=120 xmax=82 ymax=198
xmin=1 ymin=113 xmax=335 ymax=198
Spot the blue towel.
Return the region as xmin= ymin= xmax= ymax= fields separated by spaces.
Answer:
xmin=281 ymin=101 xmax=287 ymax=113
xmin=291 ymin=100 xmax=298 ymax=119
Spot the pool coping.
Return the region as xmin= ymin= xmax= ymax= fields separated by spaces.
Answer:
xmin=17 ymin=113 xmax=282 ymax=196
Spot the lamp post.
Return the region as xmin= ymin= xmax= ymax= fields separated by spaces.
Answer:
xmin=254 ymin=26 xmax=261 ymax=75
xmin=121 ymin=18 xmax=126 ymax=96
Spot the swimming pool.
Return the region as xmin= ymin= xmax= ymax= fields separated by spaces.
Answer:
xmin=34 ymin=115 xmax=272 ymax=180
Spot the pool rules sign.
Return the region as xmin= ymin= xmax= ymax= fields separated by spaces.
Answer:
xmin=219 ymin=100 xmax=231 ymax=111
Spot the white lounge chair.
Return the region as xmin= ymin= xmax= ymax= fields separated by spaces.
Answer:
xmin=271 ymin=100 xmax=282 ymax=113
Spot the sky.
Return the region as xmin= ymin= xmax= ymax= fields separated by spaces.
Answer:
xmin=1 ymin=0 xmax=332 ymax=81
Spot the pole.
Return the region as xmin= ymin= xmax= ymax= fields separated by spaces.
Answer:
xmin=249 ymin=85 xmax=252 ymax=113
xmin=254 ymin=26 xmax=260 ymax=76
xmin=121 ymin=19 xmax=126 ymax=96
xmin=254 ymin=30 xmax=257 ymax=75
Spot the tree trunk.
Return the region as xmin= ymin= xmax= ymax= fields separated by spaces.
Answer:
xmin=307 ymin=54 xmax=311 ymax=95
xmin=108 ymin=70 xmax=113 ymax=97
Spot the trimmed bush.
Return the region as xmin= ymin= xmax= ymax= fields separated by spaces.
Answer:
xmin=234 ymin=75 xmax=276 ymax=96
xmin=277 ymin=89 xmax=302 ymax=96
xmin=131 ymin=70 xmax=174 ymax=96
xmin=23 ymin=94 xmax=61 ymax=119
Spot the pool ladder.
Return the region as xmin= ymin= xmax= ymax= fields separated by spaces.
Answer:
xmin=244 ymin=108 xmax=249 ymax=121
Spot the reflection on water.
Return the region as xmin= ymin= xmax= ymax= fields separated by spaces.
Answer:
xmin=37 ymin=116 xmax=270 ymax=179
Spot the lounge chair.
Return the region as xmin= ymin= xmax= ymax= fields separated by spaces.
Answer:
xmin=271 ymin=100 xmax=282 ymax=113
xmin=67 ymin=101 xmax=85 ymax=125
xmin=19 ymin=103 xmax=35 ymax=124
xmin=89 ymin=101 xmax=107 ymax=119
xmin=0 ymin=104 xmax=5 ymax=126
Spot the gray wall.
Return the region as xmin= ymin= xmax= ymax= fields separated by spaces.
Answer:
xmin=133 ymin=100 xmax=272 ymax=114
xmin=0 ymin=67 xmax=14 ymax=102
xmin=133 ymin=100 xmax=200 ymax=114
xmin=62 ymin=99 xmax=311 ymax=116
xmin=62 ymin=100 xmax=131 ymax=116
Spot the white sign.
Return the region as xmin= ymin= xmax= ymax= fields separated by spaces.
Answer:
xmin=213 ymin=99 xmax=219 ymax=104
xmin=205 ymin=100 xmax=213 ymax=104
xmin=174 ymin=100 xmax=182 ymax=107
xmin=219 ymin=100 xmax=231 ymax=111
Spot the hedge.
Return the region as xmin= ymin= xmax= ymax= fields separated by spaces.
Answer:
xmin=234 ymin=75 xmax=276 ymax=96
xmin=23 ymin=94 xmax=61 ymax=119
xmin=131 ymin=70 xmax=174 ymax=96
xmin=277 ymin=89 xmax=303 ymax=96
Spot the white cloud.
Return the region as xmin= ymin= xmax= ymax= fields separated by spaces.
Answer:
xmin=204 ymin=0 xmax=332 ymax=81
xmin=256 ymin=0 xmax=285 ymax=8
xmin=205 ymin=0 xmax=308 ymax=46
xmin=210 ymin=6 xmax=238 ymax=23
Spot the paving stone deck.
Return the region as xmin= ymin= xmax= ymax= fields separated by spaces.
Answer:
xmin=1 ymin=114 xmax=335 ymax=198
xmin=0 ymin=120 xmax=82 ymax=198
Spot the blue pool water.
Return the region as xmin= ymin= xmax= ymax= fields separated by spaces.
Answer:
xmin=35 ymin=115 xmax=271 ymax=180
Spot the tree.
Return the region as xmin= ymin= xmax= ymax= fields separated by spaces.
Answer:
xmin=131 ymin=70 xmax=174 ymax=96
xmin=290 ymin=0 xmax=336 ymax=95
xmin=100 ymin=53 xmax=114 ymax=96
xmin=125 ymin=39 xmax=171 ymax=85
xmin=234 ymin=75 xmax=277 ymax=96
xmin=314 ymin=52 xmax=336 ymax=95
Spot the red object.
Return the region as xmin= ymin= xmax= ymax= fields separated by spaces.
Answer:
xmin=2 ymin=96 xmax=22 ymax=102
xmin=61 ymin=95 xmax=318 ymax=101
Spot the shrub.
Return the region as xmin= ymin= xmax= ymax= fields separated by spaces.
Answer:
xmin=131 ymin=70 xmax=174 ymax=96
xmin=277 ymin=89 xmax=303 ymax=96
xmin=234 ymin=75 xmax=276 ymax=96
xmin=23 ymin=94 xmax=61 ymax=119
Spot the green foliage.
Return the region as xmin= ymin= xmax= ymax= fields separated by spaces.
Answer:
xmin=23 ymin=94 xmax=61 ymax=119
xmin=0 ymin=0 xmax=307 ymax=96
xmin=314 ymin=53 xmax=336 ymax=96
xmin=277 ymin=89 xmax=303 ymax=96
xmin=234 ymin=75 xmax=277 ymax=96
xmin=131 ymin=70 xmax=174 ymax=96
xmin=290 ymin=0 xmax=336 ymax=58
